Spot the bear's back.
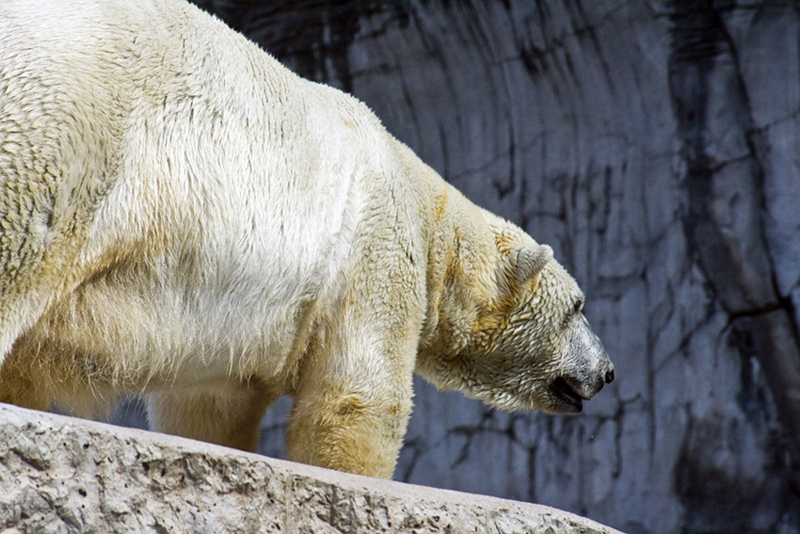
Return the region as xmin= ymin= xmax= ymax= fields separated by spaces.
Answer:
xmin=0 ymin=0 xmax=409 ymax=385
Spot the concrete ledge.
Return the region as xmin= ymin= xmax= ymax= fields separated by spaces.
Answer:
xmin=0 ymin=404 xmax=624 ymax=533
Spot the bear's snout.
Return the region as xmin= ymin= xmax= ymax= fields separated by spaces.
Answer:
xmin=605 ymin=367 xmax=615 ymax=384
xmin=549 ymin=375 xmax=589 ymax=412
xmin=546 ymin=360 xmax=612 ymax=414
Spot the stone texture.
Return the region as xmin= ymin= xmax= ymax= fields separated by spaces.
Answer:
xmin=106 ymin=1 xmax=800 ymax=532
xmin=0 ymin=404 xmax=622 ymax=534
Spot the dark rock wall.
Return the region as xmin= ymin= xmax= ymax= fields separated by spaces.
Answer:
xmin=113 ymin=1 xmax=800 ymax=532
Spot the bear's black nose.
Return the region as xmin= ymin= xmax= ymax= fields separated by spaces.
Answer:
xmin=605 ymin=369 xmax=615 ymax=384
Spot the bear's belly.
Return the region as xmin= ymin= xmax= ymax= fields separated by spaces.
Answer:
xmin=23 ymin=255 xmax=326 ymax=395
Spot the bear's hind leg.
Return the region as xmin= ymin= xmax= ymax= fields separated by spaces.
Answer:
xmin=146 ymin=380 xmax=277 ymax=452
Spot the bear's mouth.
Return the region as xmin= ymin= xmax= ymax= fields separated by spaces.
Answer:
xmin=549 ymin=376 xmax=585 ymax=412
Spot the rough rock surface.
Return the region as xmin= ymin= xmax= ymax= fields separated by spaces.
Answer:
xmin=102 ymin=1 xmax=799 ymax=533
xmin=0 ymin=404 xmax=622 ymax=534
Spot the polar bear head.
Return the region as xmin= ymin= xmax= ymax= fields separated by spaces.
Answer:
xmin=417 ymin=225 xmax=614 ymax=414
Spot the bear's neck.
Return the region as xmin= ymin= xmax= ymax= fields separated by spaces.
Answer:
xmin=417 ymin=178 xmax=495 ymax=364
xmin=386 ymin=138 xmax=498 ymax=373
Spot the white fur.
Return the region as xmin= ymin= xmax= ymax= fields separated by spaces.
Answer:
xmin=0 ymin=0 xmax=613 ymax=478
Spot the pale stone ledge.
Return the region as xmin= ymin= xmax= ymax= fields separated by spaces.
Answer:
xmin=0 ymin=404 xmax=623 ymax=533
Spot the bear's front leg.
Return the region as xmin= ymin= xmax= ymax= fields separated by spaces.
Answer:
xmin=287 ymin=325 xmax=416 ymax=478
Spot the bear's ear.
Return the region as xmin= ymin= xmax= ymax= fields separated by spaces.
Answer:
xmin=513 ymin=244 xmax=553 ymax=284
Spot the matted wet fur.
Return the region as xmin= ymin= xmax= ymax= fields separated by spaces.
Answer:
xmin=0 ymin=0 xmax=614 ymax=478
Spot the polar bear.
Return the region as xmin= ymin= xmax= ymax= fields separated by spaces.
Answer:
xmin=0 ymin=0 xmax=614 ymax=478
